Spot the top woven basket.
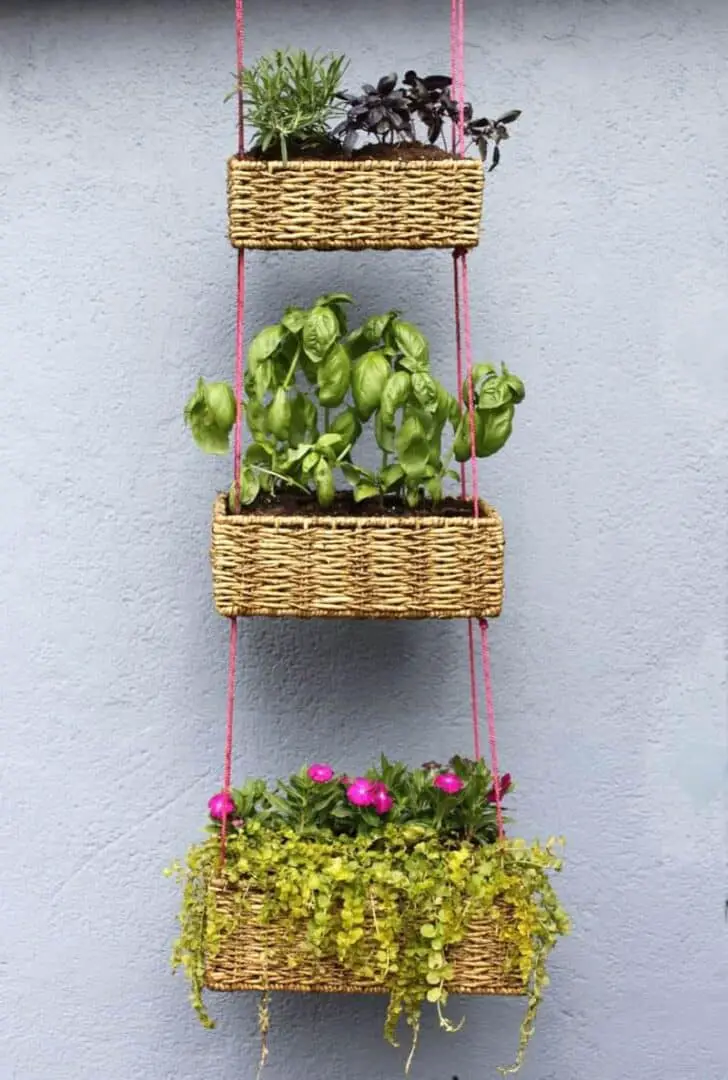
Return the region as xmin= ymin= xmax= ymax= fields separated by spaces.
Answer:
xmin=227 ymin=157 xmax=484 ymax=251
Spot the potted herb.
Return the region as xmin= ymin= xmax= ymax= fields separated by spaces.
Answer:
xmin=227 ymin=49 xmax=520 ymax=251
xmin=170 ymin=756 xmax=568 ymax=1073
xmin=185 ymin=292 xmax=525 ymax=619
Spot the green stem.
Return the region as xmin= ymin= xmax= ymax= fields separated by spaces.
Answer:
xmin=282 ymin=346 xmax=300 ymax=391
xmin=443 ymin=413 xmax=466 ymax=471
xmin=324 ymin=407 xmax=330 ymax=432
xmin=250 ymin=464 xmax=309 ymax=495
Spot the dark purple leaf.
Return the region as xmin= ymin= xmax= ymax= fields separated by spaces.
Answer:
xmin=496 ymin=108 xmax=522 ymax=125
xmin=422 ymin=74 xmax=452 ymax=90
xmin=377 ymin=73 xmax=398 ymax=95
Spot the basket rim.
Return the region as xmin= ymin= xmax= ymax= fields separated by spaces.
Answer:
xmin=227 ymin=155 xmax=484 ymax=174
xmin=212 ymin=493 xmax=502 ymax=530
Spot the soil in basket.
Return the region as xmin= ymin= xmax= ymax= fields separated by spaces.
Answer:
xmin=227 ymin=492 xmax=482 ymax=519
xmin=245 ymin=141 xmax=457 ymax=163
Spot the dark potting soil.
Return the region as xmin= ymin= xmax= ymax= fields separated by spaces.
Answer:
xmin=245 ymin=141 xmax=456 ymax=164
xmin=227 ymin=492 xmax=479 ymax=519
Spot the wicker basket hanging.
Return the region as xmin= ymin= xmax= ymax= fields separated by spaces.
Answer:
xmin=210 ymin=494 xmax=505 ymax=620
xmin=204 ymin=879 xmax=525 ymax=997
xmin=227 ymin=157 xmax=484 ymax=251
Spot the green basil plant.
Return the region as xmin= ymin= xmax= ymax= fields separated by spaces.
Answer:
xmin=184 ymin=293 xmax=524 ymax=510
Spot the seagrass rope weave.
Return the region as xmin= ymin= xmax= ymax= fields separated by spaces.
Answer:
xmin=227 ymin=157 xmax=484 ymax=251
xmin=204 ymin=879 xmax=525 ymax=996
xmin=210 ymin=494 xmax=505 ymax=620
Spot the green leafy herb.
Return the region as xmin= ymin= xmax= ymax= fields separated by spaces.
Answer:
xmin=184 ymin=294 xmax=525 ymax=510
xmin=232 ymin=49 xmax=347 ymax=164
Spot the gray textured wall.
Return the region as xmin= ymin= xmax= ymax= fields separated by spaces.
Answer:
xmin=1 ymin=1 xmax=727 ymax=1078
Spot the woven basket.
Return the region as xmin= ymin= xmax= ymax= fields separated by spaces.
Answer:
xmin=204 ymin=879 xmax=525 ymax=997
xmin=210 ymin=494 xmax=505 ymax=620
xmin=227 ymin=157 xmax=484 ymax=251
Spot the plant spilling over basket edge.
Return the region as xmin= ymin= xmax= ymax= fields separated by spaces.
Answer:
xmin=168 ymin=756 xmax=569 ymax=1074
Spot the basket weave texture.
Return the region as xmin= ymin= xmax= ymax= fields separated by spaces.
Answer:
xmin=227 ymin=157 xmax=484 ymax=251
xmin=204 ymin=879 xmax=525 ymax=997
xmin=210 ymin=494 xmax=505 ymax=620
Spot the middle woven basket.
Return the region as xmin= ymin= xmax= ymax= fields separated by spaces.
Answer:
xmin=204 ymin=879 xmax=525 ymax=997
xmin=210 ymin=494 xmax=505 ymax=620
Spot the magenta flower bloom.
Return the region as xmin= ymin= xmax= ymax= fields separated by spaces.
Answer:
xmin=487 ymin=772 xmax=512 ymax=802
xmin=346 ymin=777 xmax=375 ymax=806
xmin=371 ymin=787 xmax=394 ymax=815
xmin=208 ymin=791 xmax=236 ymax=819
xmin=307 ymin=763 xmax=335 ymax=783
xmin=433 ymin=772 xmax=464 ymax=795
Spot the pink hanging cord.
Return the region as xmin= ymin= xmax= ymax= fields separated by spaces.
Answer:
xmin=479 ymin=619 xmax=505 ymax=838
xmin=235 ymin=0 xmax=245 ymax=156
xmin=221 ymin=0 xmax=246 ymax=862
xmin=453 ymin=254 xmax=481 ymax=762
xmin=450 ymin=0 xmax=504 ymax=837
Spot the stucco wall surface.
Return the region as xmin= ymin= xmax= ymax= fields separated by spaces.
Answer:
xmin=1 ymin=1 xmax=726 ymax=1078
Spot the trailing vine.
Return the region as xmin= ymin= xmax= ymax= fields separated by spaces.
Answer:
xmin=169 ymin=759 xmax=569 ymax=1073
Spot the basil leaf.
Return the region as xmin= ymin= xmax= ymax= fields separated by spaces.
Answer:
xmin=353 ymin=483 xmax=380 ymax=503
xmin=412 ymin=371 xmax=439 ymax=413
xmin=396 ymin=416 xmax=430 ymax=482
xmin=352 ymin=350 xmax=390 ymax=420
xmin=317 ymin=343 xmax=351 ymax=407
xmin=280 ymin=307 xmax=306 ymax=334
xmin=313 ymin=457 xmax=335 ymax=508
xmin=380 ymin=463 xmax=405 ymax=490
xmin=267 ymin=387 xmax=291 ymax=440
xmin=379 ymin=371 xmax=411 ymax=426
xmin=328 ymin=407 xmax=362 ymax=453
xmin=374 ymin=411 xmax=396 ymax=453
xmin=476 ymin=403 xmax=514 ymax=456
xmin=392 ymin=319 xmax=429 ymax=368
xmin=361 ymin=311 xmax=397 ymax=344
xmin=239 ymin=466 xmax=260 ymax=506
xmin=248 ymin=324 xmax=285 ymax=370
xmin=302 ymin=305 xmax=339 ymax=362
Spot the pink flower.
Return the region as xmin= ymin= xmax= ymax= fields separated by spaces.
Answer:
xmin=371 ymin=787 xmax=394 ymax=815
xmin=433 ymin=772 xmax=464 ymax=795
xmin=346 ymin=778 xmax=375 ymax=806
xmin=487 ymin=772 xmax=512 ymax=802
xmin=208 ymin=791 xmax=236 ymax=819
xmin=307 ymin=763 xmax=335 ymax=783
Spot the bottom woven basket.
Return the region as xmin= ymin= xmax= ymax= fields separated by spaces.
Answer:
xmin=210 ymin=495 xmax=505 ymax=619
xmin=204 ymin=879 xmax=525 ymax=997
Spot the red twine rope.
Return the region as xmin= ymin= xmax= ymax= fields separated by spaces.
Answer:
xmin=221 ymin=0 xmax=246 ymax=862
xmin=451 ymin=0 xmax=505 ymax=836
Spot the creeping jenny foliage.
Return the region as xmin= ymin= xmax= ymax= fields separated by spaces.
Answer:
xmin=170 ymin=759 xmax=568 ymax=1073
